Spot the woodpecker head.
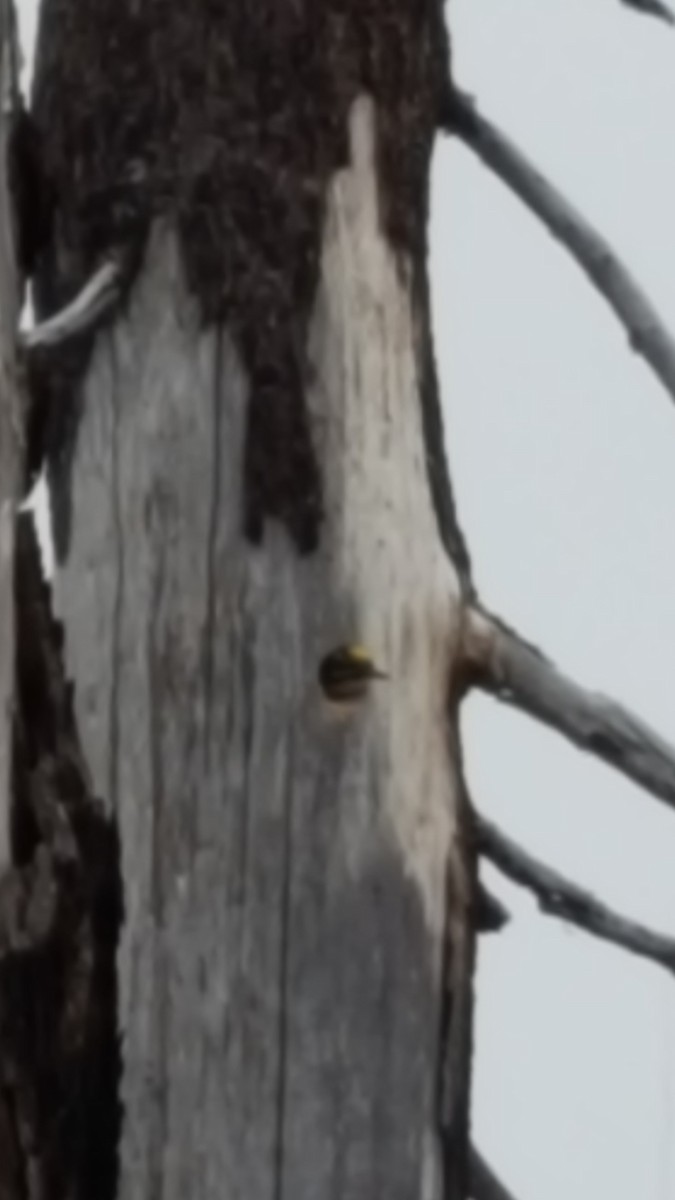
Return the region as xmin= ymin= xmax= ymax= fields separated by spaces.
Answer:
xmin=318 ymin=644 xmax=389 ymax=704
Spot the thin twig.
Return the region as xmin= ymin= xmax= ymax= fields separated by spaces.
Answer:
xmin=463 ymin=606 xmax=675 ymax=815
xmin=621 ymin=0 xmax=674 ymax=25
xmin=443 ymin=91 xmax=675 ymax=411
xmin=468 ymin=1145 xmax=519 ymax=1200
xmin=22 ymin=259 xmax=121 ymax=350
xmin=476 ymin=813 xmax=675 ymax=976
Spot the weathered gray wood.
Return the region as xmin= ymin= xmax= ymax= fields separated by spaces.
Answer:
xmin=54 ymin=98 xmax=472 ymax=1200
xmin=0 ymin=0 xmax=20 ymax=871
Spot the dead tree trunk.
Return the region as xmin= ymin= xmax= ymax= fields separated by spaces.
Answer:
xmin=0 ymin=0 xmax=20 ymax=873
xmin=19 ymin=3 xmax=477 ymax=1198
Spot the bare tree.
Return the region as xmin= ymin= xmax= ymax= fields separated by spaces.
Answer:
xmin=0 ymin=2 xmax=674 ymax=1200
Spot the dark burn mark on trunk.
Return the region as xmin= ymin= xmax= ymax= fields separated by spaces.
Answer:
xmin=0 ymin=514 xmax=123 ymax=1200
xmin=243 ymin=343 xmax=323 ymax=550
xmin=30 ymin=0 xmax=467 ymax=568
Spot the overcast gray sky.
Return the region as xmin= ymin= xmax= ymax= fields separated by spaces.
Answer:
xmin=16 ymin=0 xmax=675 ymax=1197
xmin=433 ymin=2 xmax=675 ymax=1197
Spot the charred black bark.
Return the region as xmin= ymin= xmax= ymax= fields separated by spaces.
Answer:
xmin=7 ymin=103 xmax=53 ymax=289
xmin=0 ymin=514 xmax=122 ymax=1200
xmin=415 ymin=271 xmax=473 ymax=592
xmin=31 ymin=0 xmax=467 ymax=573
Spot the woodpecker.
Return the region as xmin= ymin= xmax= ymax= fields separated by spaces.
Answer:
xmin=318 ymin=645 xmax=388 ymax=704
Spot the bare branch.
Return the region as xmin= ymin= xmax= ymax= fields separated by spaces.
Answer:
xmin=443 ymin=91 xmax=675 ymax=411
xmin=463 ymin=606 xmax=675 ymax=815
xmin=475 ymin=878 xmax=510 ymax=935
xmin=468 ymin=1146 xmax=519 ymax=1200
xmin=476 ymin=813 xmax=675 ymax=976
xmin=621 ymin=0 xmax=674 ymax=25
xmin=22 ymin=259 xmax=121 ymax=351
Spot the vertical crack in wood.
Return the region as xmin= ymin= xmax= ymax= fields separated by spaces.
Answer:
xmin=148 ymin=551 xmax=168 ymax=1200
xmin=272 ymin=740 xmax=296 ymax=1200
xmin=436 ymin=861 xmax=455 ymax=1197
xmin=201 ymin=326 xmax=223 ymax=768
